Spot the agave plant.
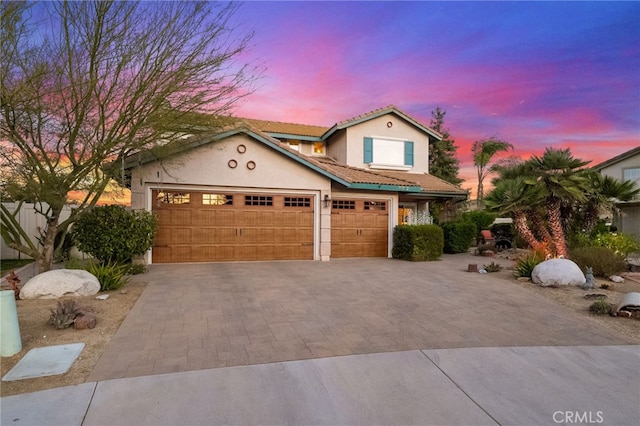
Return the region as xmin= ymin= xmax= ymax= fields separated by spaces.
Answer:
xmin=48 ymin=300 xmax=82 ymax=330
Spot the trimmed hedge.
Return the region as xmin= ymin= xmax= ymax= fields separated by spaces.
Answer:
xmin=72 ymin=205 xmax=157 ymax=264
xmin=392 ymin=224 xmax=443 ymax=261
xmin=441 ymin=221 xmax=477 ymax=254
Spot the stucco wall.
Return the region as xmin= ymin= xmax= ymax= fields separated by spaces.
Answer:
xmin=130 ymin=134 xmax=333 ymax=261
xmin=341 ymin=115 xmax=430 ymax=172
xmin=600 ymin=153 xmax=640 ymax=182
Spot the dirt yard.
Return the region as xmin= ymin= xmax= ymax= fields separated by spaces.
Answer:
xmin=0 ymin=280 xmax=145 ymax=397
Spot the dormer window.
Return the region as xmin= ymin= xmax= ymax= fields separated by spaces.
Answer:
xmin=363 ymin=137 xmax=414 ymax=171
xmin=313 ymin=142 xmax=325 ymax=155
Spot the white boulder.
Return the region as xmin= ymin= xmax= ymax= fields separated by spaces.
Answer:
xmin=531 ymin=259 xmax=586 ymax=287
xmin=20 ymin=269 xmax=100 ymax=299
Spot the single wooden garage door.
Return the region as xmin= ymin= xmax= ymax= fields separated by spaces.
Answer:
xmin=331 ymin=199 xmax=388 ymax=258
xmin=152 ymin=190 xmax=314 ymax=263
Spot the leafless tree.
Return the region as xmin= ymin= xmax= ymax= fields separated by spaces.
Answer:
xmin=1 ymin=1 xmax=258 ymax=272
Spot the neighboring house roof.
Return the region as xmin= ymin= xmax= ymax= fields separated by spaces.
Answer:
xmin=592 ymin=146 xmax=640 ymax=171
xmin=323 ymin=105 xmax=442 ymax=141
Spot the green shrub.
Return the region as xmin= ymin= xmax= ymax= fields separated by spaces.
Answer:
xmin=392 ymin=224 xmax=443 ymax=261
xmin=126 ymin=263 xmax=148 ymax=275
xmin=87 ymin=261 xmax=131 ymax=291
xmin=570 ymin=246 xmax=627 ymax=277
xmin=441 ymin=221 xmax=477 ymax=254
xmin=72 ymin=205 xmax=157 ymax=264
xmin=591 ymin=232 xmax=639 ymax=257
xmin=588 ymin=299 xmax=612 ymax=315
xmin=515 ymin=250 xmax=545 ymax=278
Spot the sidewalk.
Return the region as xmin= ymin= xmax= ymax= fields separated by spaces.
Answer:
xmin=2 ymin=345 xmax=639 ymax=426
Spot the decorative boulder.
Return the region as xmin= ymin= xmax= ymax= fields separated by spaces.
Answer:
xmin=531 ymin=259 xmax=586 ymax=287
xmin=20 ymin=269 xmax=100 ymax=299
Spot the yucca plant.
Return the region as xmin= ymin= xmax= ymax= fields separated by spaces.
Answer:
xmin=87 ymin=261 xmax=131 ymax=291
xmin=48 ymin=300 xmax=82 ymax=329
xmin=515 ymin=250 xmax=545 ymax=278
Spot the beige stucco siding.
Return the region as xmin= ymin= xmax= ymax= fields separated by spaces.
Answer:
xmin=341 ymin=115 xmax=430 ymax=172
xmin=600 ymin=154 xmax=640 ymax=182
xmin=130 ymin=134 xmax=333 ymax=261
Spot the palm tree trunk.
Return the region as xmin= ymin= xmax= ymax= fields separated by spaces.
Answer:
xmin=528 ymin=209 xmax=554 ymax=253
xmin=547 ymin=197 xmax=568 ymax=257
xmin=513 ymin=212 xmax=546 ymax=254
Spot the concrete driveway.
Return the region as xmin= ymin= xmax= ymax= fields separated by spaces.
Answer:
xmin=88 ymin=254 xmax=632 ymax=382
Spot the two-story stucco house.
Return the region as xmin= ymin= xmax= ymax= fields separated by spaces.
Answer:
xmin=593 ymin=146 xmax=640 ymax=239
xmin=124 ymin=105 xmax=467 ymax=263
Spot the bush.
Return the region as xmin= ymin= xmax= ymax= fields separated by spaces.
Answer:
xmin=515 ymin=250 xmax=545 ymax=278
xmin=592 ymin=232 xmax=639 ymax=257
xmin=392 ymin=224 xmax=443 ymax=261
xmin=570 ymin=246 xmax=627 ymax=277
xmin=87 ymin=261 xmax=131 ymax=291
xmin=441 ymin=221 xmax=477 ymax=254
xmin=483 ymin=261 xmax=503 ymax=273
xmin=588 ymin=299 xmax=612 ymax=316
xmin=72 ymin=205 xmax=157 ymax=264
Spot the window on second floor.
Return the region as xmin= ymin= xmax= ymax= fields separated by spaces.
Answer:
xmin=363 ymin=137 xmax=413 ymax=170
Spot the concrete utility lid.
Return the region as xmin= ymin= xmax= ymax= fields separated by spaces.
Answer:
xmin=2 ymin=343 xmax=85 ymax=381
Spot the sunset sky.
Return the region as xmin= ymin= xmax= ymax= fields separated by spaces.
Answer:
xmin=231 ymin=1 xmax=640 ymax=195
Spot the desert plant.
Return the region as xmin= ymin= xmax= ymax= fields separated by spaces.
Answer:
xmin=87 ymin=261 xmax=131 ymax=291
xmin=515 ymin=250 xmax=545 ymax=278
xmin=48 ymin=300 xmax=82 ymax=329
xmin=570 ymin=246 xmax=627 ymax=277
xmin=483 ymin=261 xmax=503 ymax=273
xmin=72 ymin=205 xmax=157 ymax=264
xmin=588 ymin=299 xmax=612 ymax=316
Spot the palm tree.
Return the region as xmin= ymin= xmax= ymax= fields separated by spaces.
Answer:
xmin=581 ymin=171 xmax=640 ymax=233
xmin=472 ymin=138 xmax=513 ymax=209
xmin=527 ymin=148 xmax=590 ymax=257
xmin=485 ymin=176 xmax=551 ymax=255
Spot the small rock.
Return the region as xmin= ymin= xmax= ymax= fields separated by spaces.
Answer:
xmin=120 ymin=289 xmax=128 ymax=295
xmin=478 ymin=269 xmax=487 ymax=274
xmin=517 ymin=277 xmax=531 ymax=282
xmin=96 ymin=294 xmax=109 ymax=300
xmin=481 ymin=251 xmax=495 ymax=257
xmin=74 ymin=312 xmax=97 ymax=329
xmin=609 ymin=275 xmax=624 ymax=283
xmin=615 ymin=310 xmax=632 ymax=318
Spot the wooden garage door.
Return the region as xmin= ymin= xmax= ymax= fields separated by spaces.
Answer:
xmin=331 ymin=199 xmax=388 ymax=258
xmin=152 ymin=191 xmax=314 ymax=263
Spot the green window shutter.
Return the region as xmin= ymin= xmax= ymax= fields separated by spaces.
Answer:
xmin=363 ymin=137 xmax=373 ymax=163
xmin=404 ymin=141 xmax=414 ymax=166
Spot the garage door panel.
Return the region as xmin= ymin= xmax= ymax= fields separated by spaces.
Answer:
xmin=331 ymin=199 xmax=388 ymax=258
xmin=153 ymin=190 xmax=314 ymax=263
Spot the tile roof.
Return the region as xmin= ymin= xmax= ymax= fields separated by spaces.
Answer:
xmin=309 ymin=157 xmax=421 ymax=187
xmin=376 ymin=170 xmax=468 ymax=195
xmin=240 ymin=118 xmax=328 ymax=138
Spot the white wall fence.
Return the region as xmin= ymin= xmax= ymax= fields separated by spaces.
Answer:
xmin=1 ymin=202 xmax=74 ymax=260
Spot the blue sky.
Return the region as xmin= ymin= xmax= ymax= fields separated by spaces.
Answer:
xmin=231 ymin=1 xmax=640 ymax=191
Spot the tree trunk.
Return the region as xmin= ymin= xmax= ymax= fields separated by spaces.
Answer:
xmin=528 ymin=209 xmax=555 ymax=254
xmin=37 ymin=211 xmax=62 ymax=274
xmin=546 ymin=197 xmax=568 ymax=258
xmin=513 ymin=212 xmax=546 ymax=254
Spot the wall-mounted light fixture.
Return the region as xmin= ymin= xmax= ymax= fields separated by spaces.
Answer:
xmin=324 ymin=194 xmax=331 ymax=208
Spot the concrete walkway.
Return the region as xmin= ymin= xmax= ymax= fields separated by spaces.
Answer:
xmin=89 ymin=256 xmax=632 ymax=381
xmin=2 ymin=346 xmax=639 ymax=425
